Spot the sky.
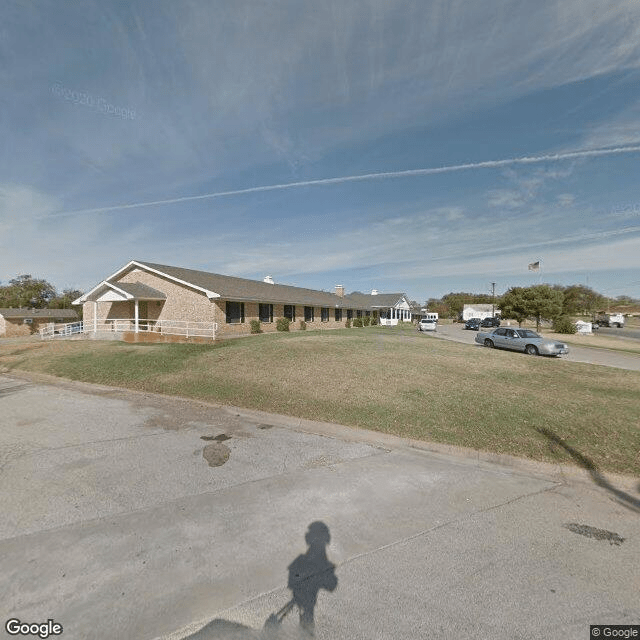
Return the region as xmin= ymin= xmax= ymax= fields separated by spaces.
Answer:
xmin=1 ymin=0 xmax=640 ymax=303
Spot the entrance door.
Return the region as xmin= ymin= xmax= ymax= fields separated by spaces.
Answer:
xmin=139 ymin=301 xmax=148 ymax=330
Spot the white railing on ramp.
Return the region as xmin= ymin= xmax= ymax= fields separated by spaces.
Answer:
xmin=40 ymin=319 xmax=217 ymax=340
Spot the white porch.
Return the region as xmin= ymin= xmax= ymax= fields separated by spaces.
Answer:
xmin=379 ymin=306 xmax=412 ymax=326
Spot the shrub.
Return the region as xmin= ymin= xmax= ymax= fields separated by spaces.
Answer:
xmin=250 ymin=320 xmax=262 ymax=334
xmin=353 ymin=317 xmax=363 ymax=327
xmin=276 ymin=317 xmax=290 ymax=332
xmin=363 ymin=316 xmax=371 ymax=326
xmin=298 ymin=320 xmax=307 ymax=331
xmin=552 ymin=315 xmax=577 ymax=334
xmin=345 ymin=319 xmax=351 ymax=328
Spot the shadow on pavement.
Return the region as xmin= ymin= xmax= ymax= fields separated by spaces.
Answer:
xmin=536 ymin=427 xmax=640 ymax=513
xmin=0 ymin=382 xmax=30 ymax=397
xmin=183 ymin=522 xmax=338 ymax=640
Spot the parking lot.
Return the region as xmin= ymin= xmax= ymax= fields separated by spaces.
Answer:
xmin=1 ymin=373 xmax=639 ymax=640
xmin=428 ymin=323 xmax=640 ymax=371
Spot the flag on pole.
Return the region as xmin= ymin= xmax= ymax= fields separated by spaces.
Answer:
xmin=528 ymin=261 xmax=540 ymax=272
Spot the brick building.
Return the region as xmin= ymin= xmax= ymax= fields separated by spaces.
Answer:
xmin=0 ymin=308 xmax=78 ymax=338
xmin=73 ymin=261 xmax=412 ymax=341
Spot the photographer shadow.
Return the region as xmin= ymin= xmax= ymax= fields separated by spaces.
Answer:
xmin=184 ymin=521 xmax=338 ymax=640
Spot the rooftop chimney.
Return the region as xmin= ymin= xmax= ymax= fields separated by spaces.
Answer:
xmin=335 ymin=285 xmax=344 ymax=298
xmin=263 ymin=275 xmax=274 ymax=284
xmin=371 ymin=289 xmax=379 ymax=295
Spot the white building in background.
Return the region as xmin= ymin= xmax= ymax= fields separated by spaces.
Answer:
xmin=462 ymin=304 xmax=500 ymax=321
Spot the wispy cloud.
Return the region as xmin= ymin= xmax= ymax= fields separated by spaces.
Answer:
xmin=44 ymin=145 xmax=640 ymax=219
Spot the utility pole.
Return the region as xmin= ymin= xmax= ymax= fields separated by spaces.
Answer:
xmin=491 ymin=282 xmax=496 ymax=317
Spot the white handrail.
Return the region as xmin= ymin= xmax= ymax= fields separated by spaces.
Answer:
xmin=40 ymin=318 xmax=217 ymax=340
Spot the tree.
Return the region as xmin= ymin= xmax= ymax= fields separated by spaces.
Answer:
xmin=562 ymin=285 xmax=607 ymax=316
xmin=499 ymin=285 xmax=563 ymax=330
xmin=0 ymin=275 xmax=56 ymax=308
xmin=48 ymin=288 xmax=84 ymax=309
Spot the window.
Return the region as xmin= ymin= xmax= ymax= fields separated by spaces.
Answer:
xmin=226 ymin=301 xmax=245 ymax=324
xmin=347 ymin=309 xmax=353 ymax=320
xmin=334 ymin=308 xmax=342 ymax=321
xmin=23 ymin=318 xmax=33 ymax=324
xmin=321 ymin=307 xmax=329 ymax=322
xmin=365 ymin=310 xmax=370 ymax=317
xmin=284 ymin=305 xmax=295 ymax=321
xmin=304 ymin=306 xmax=314 ymax=322
xmin=356 ymin=310 xmax=362 ymax=318
xmin=259 ymin=303 xmax=273 ymax=323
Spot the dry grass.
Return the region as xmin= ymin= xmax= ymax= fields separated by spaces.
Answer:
xmin=1 ymin=326 xmax=639 ymax=476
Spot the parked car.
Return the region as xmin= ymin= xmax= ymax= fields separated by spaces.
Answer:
xmin=418 ymin=318 xmax=437 ymax=332
xmin=480 ymin=317 xmax=501 ymax=328
xmin=464 ymin=318 xmax=481 ymax=330
xmin=475 ymin=327 xmax=569 ymax=356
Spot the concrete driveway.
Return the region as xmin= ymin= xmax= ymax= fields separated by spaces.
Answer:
xmin=1 ymin=373 xmax=638 ymax=640
xmin=430 ymin=324 xmax=640 ymax=371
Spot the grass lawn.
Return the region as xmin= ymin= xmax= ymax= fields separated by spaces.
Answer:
xmin=1 ymin=325 xmax=639 ymax=476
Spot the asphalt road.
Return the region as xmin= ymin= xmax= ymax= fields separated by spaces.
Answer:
xmin=429 ymin=324 xmax=640 ymax=372
xmin=1 ymin=373 xmax=638 ymax=640
xmin=596 ymin=326 xmax=640 ymax=341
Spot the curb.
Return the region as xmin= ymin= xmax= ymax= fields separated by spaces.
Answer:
xmin=3 ymin=369 xmax=638 ymax=492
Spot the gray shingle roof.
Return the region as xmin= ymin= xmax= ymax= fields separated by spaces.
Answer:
xmin=0 ymin=308 xmax=78 ymax=319
xmin=343 ymin=292 xmax=407 ymax=308
xmin=134 ymin=261 xmax=379 ymax=308
xmin=115 ymin=282 xmax=167 ymax=299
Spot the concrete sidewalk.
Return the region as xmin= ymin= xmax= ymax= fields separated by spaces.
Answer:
xmin=1 ymin=374 xmax=638 ymax=640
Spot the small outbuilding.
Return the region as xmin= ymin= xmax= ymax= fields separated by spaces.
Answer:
xmin=0 ymin=308 xmax=78 ymax=338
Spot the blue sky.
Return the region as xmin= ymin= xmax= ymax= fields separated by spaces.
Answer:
xmin=2 ymin=0 xmax=640 ymax=302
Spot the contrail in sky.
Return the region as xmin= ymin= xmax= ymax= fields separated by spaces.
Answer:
xmin=47 ymin=145 xmax=640 ymax=218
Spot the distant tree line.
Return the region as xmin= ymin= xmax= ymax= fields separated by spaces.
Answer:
xmin=425 ymin=284 xmax=638 ymax=327
xmin=0 ymin=274 xmax=83 ymax=311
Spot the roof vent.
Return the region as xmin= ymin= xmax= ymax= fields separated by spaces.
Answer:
xmin=371 ymin=289 xmax=379 ymax=295
xmin=263 ymin=275 xmax=274 ymax=284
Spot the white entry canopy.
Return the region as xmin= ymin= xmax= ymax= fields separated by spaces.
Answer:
xmin=73 ymin=281 xmax=167 ymax=304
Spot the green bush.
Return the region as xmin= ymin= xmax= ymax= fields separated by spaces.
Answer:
xmin=250 ymin=319 xmax=262 ymax=334
xmin=276 ymin=317 xmax=290 ymax=332
xmin=552 ymin=315 xmax=577 ymax=334
xmin=353 ymin=317 xmax=363 ymax=327
xmin=298 ymin=320 xmax=307 ymax=330
xmin=363 ymin=316 xmax=371 ymax=326
xmin=345 ymin=319 xmax=351 ymax=328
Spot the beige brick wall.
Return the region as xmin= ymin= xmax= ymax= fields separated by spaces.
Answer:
xmin=213 ymin=302 xmax=376 ymax=337
xmin=2 ymin=318 xmax=40 ymax=337
xmin=118 ymin=269 xmax=216 ymax=323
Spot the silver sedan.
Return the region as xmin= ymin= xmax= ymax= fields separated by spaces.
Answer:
xmin=475 ymin=327 xmax=569 ymax=356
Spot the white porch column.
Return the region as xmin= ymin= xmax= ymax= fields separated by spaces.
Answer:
xmin=134 ymin=299 xmax=139 ymax=333
xmin=93 ymin=301 xmax=98 ymax=333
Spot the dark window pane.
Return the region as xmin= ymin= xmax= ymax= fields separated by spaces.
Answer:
xmin=304 ymin=306 xmax=314 ymax=322
xmin=259 ymin=303 xmax=273 ymax=323
xmin=321 ymin=308 xmax=329 ymax=322
xmin=284 ymin=305 xmax=295 ymax=321
xmin=334 ymin=308 xmax=342 ymax=321
xmin=226 ymin=301 xmax=244 ymax=324
xmin=347 ymin=309 xmax=353 ymax=319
